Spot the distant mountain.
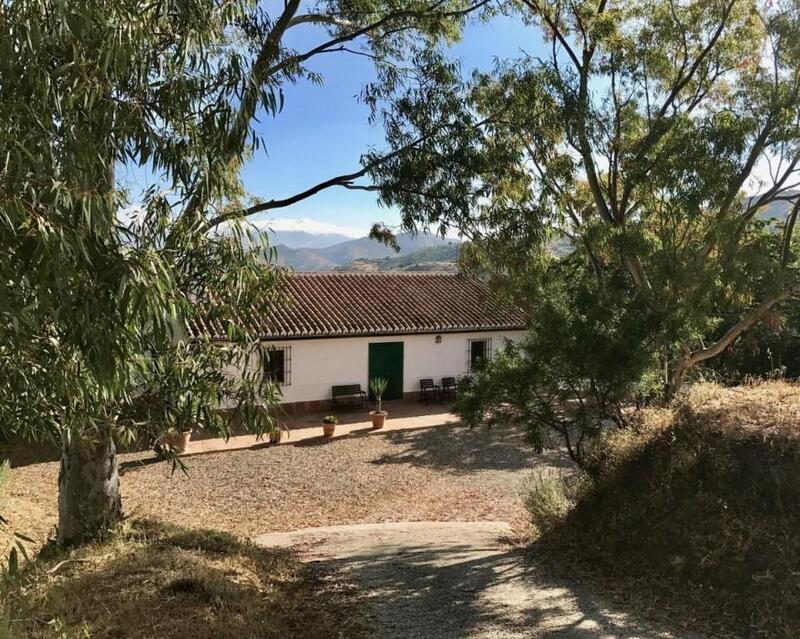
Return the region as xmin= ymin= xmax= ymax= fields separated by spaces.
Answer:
xmin=267 ymin=229 xmax=354 ymax=249
xmin=316 ymin=232 xmax=454 ymax=264
xmin=750 ymin=190 xmax=799 ymax=221
xmin=274 ymin=232 xmax=459 ymax=272
xmin=271 ymin=193 xmax=799 ymax=273
xmin=273 ymin=244 xmax=339 ymax=271
xmin=335 ymin=244 xmax=461 ymax=272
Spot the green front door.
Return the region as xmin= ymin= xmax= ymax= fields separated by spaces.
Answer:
xmin=368 ymin=342 xmax=404 ymax=401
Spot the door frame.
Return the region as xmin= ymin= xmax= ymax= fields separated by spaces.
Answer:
xmin=367 ymin=341 xmax=404 ymax=401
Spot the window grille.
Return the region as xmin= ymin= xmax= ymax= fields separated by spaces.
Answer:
xmin=263 ymin=346 xmax=291 ymax=386
xmin=466 ymin=338 xmax=492 ymax=373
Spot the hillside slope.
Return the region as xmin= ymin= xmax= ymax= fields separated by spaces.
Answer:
xmin=335 ymin=244 xmax=460 ymax=272
xmin=1 ymin=520 xmax=363 ymax=638
xmin=544 ymin=382 xmax=800 ymax=638
xmin=273 ymin=243 xmax=338 ymax=271
xmin=274 ymin=232 xmax=459 ymax=271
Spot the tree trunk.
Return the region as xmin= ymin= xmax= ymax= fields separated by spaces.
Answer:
xmin=666 ymin=357 xmax=691 ymax=399
xmin=57 ymin=425 xmax=122 ymax=547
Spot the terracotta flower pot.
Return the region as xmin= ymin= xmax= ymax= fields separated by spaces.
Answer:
xmin=369 ymin=411 xmax=388 ymax=430
xmin=322 ymin=423 xmax=336 ymax=438
xmin=163 ymin=429 xmax=193 ymax=454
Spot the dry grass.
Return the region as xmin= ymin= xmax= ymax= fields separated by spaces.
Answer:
xmin=1 ymin=519 xmax=364 ymax=639
xmin=2 ymin=422 xmax=564 ymax=553
xmin=539 ymin=381 xmax=800 ymax=639
xmin=680 ymin=380 xmax=800 ymax=441
xmin=523 ymin=470 xmax=584 ymax=536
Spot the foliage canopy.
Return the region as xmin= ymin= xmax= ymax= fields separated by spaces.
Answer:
xmin=0 ymin=0 xmax=484 ymax=544
xmin=369 ymin=0 xmax=800 ymax=450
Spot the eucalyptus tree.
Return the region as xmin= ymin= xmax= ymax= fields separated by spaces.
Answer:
xmin=371 ymin=0 xmax=800 ymax=398
xmin=0 ymin=0 xmax=486 ymax=546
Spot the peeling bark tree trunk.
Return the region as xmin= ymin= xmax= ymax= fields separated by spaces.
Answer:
xmin=57 ymin=425 xmax=122 ymax=547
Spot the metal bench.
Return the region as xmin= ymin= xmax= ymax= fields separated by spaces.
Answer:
xmin=441 ymin=376 xmax=457 ymax=401
xmin=419 ymin=378 xmax=440 ymax=404
xmin=331 ymin=384 xmax=367 ymax=408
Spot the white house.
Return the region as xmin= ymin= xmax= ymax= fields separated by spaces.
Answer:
xmin=197 ymin=272 xmax=527 ymax=413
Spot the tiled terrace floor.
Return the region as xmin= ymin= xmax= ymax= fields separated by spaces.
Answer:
xmin=183 ymin=399 xmax=460 ymax=456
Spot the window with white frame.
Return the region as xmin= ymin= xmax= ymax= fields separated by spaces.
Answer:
xmin=263 ymin=346 xmax=291 ymax=385
xmin=467 ymin=337 xmax=492 ymax=373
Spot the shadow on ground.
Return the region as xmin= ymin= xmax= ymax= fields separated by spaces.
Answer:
xmin=1 ymin=440 xmax=60 ymax=468
xmin=7 ymin=520 xmax=366 ymax=639
xmin=341 ymin=547 xmax=678 ymax=638
xmin=265 ymin=523 xmax=688 ymax=639
xmin=370 ymin=421 xmax=573 ymax=474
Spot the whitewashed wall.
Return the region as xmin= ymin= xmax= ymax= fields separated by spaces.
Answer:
xmin=244 ymin=330 xmax=525 ymax=404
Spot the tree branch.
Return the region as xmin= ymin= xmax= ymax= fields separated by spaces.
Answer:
xmin=173 ymin=0 xmax=489 ymax=240
xmin=718 ymin=120 xmax=775 ymax=222
xmin=202 ymin=115 xmax=496 ymax=233
xmin=781 ymin=198 xmax=800 ymax=267
xmin=288 ymin=14 xmax=355 ymax=29
xmin=177 ymin=0 xmax=302 ymax=224
xmin=741 ymin=157 xmax=799 ymax=224
xmin=619 ymin=0 xmax=737 ymax=215
xmin=520 ymin=0 xmax=582 ymax=72
xmin=267 ymin=0 xmax=491 ymax=80
xmin=672 ymin=285 xmax=800 ymax=391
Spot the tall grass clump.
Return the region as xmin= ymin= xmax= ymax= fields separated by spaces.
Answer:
xmin=524 ymin=471 xmax=585 ymax=536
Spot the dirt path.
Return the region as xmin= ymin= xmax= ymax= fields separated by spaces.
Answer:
xmin=255 ymin=521 xmax=695 ymax=639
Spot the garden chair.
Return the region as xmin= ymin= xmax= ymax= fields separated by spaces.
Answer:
xmin=441 ymin=376 xmax=457 ymax=401
xmin=419 ymin=378 xmax=440 ymax=404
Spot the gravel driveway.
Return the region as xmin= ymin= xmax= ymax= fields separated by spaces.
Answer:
xmin=6 ymin=421 xmax=570 ymax=547
xmin=256 ymin=521 xmax=694 ymax=639
xmin=6 ymin=422 xmax=698 ymax=637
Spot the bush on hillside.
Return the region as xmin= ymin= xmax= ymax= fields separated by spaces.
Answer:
xmin=456 ymin=255 xmax=657 ymax=469
xmin=539 ymin=382 xmax=800 ymax=638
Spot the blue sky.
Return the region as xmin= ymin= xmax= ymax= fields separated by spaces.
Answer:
xmin=120 ymin=8 xmax=774 ymax=237
xmin=241 ymin=11 xmax=547 ymax=238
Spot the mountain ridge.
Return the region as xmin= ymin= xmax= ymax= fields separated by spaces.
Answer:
xmin=274 ymin=232 xmax=459 ymax=272
xmin=271 ymin=193 xmax=797 ymax=272
xmin=267 ymin=229 xmax=354 ymax=249
xmin=334 ymin=243 xmax=461 ymax=272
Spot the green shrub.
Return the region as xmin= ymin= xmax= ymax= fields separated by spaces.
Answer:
xmin=454 ymin=254 xmax=658 ymax=470
xmin=369 ymin=378 xmax=388 ymax=413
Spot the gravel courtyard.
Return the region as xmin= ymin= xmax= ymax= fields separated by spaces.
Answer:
xmin=5 ymin=420 xmax=571 ymax=548
xmin=6 ymin=423 xmax=695 ymax=639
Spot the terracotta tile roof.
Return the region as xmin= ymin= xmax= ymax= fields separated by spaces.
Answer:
xmin=191 ymin=272 xmax=527 ymax=340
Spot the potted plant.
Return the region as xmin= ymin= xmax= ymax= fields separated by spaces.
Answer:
xmin=369 ymin=377 xmax=389 ymax=429
xmin=321 ymin=415 xmax=338 ymax=438
xmin=269 ymin=422 xmax=290 ymax=444
xmin=161 ymin=427 xmax=193 ymax=454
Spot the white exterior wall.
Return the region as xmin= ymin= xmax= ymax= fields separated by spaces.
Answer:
xmin=249 ymin=330 xmax=525 ymax=404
